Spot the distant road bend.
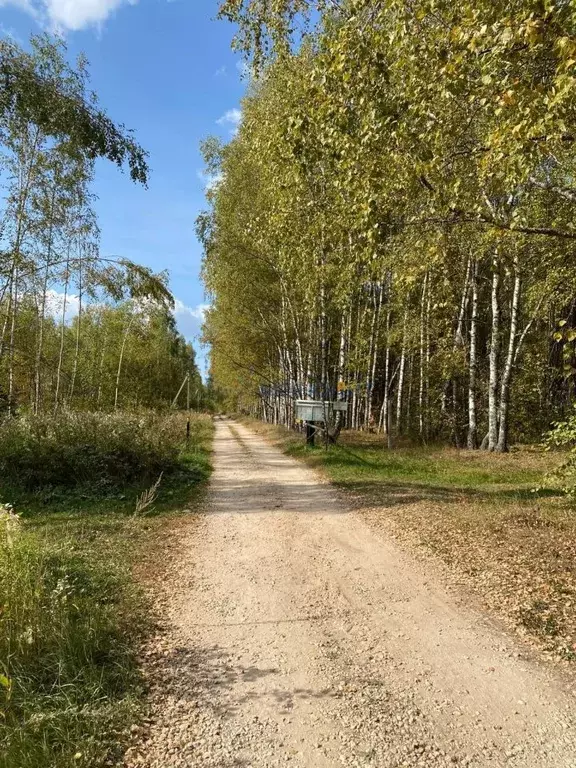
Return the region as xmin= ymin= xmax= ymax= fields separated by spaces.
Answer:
xmin=126 ymin=418 xmax=576 ymax=768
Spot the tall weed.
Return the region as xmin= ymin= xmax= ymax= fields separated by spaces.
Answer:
xmin=0 ymin=510 xmax=145 ymax=767
xmin=0 ymin=411 xmax=188 ymax=491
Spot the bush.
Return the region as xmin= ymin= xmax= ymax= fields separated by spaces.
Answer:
xmin=544 ymin=409 xmax=576 ymax=497
xmin=0 ymin=411 xmax=189 ymax=491
xmin=0 ymin=506 xmax=145 ymax=767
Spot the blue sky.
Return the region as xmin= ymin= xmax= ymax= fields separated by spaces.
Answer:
xmin=0 ymin=0 xmax=246 ymax=377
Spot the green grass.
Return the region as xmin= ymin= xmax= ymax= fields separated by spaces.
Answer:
xmin=0 ymin=413 xmax=213 ymax=768
xmin=288 ymin=441 xmax=546 ymax=488
xmin=274 ymin=432 xmax=557 ymax=511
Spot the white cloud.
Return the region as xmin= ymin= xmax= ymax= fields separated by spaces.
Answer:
xmin=196 ymin=169 xmax=223 ymax=192
xmin=45 ymin=289 xmax=81 ymax=323
xmin=214 ymin=65 xmax=227 ymax=77
xmin=173 ymin=301 xmax=210 ymax=379
xmin=217 ymin=108 xmax=242 ymax=128
xmin=0 ymin=0 xmax=138 ymax=31
xmin=43 ymin=291 xmax=210 ymax=378
xmin=0 ymin=21 xmax=24 ymax=41
xmin=46 ymin=292 xmax=208 ymax=333
xmin=0 ymin=0 xmax=34 ymax=11
xmin=173 ymin=300 xmax=209 ymax=341
xmin=217 ymin=108 xmax=242 ymax=138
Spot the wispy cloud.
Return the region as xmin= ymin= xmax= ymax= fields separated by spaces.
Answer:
xmin=173 ymin=301 xmax=210 ymax=379
xmin=196 ymin=169 xmax=223 ymax=192
xmin=44 ymin=290 xmax=210 ymax=378
xmin=216 ymin=107 xmax=242 ymax=137
xmin=45 ymin=290 xmax=82 ymax=323
xmin=214 ymin=65 xmax=227 ymax=77
xmin=0 ymin=0 xmax=34 ymax=10
xmin=0 ymin=21 xmax=24 ymax=41
xmin=0 ymin=0 xmax=139 ymax=31
xmin=46 ymin=291 xmax=208 ymax=339
xmin=217 ymin=108 xmax=242 ymax=128
xmin=173 ymin=300 xmax=210 ymax=345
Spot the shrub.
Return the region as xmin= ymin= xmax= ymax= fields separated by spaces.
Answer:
xmin=0 ymin=411 xmax=188 ymax=491
xmin=0 ymin=508 xmax=145 ymax=767
xmin=544 ymin=409 xmax=576 ymax=497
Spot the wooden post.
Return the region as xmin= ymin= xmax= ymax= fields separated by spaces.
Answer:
xmin=186 ymin=374 xmax=191 ymax=444
xmin=306 ymin=422 xmax=315 ymax=447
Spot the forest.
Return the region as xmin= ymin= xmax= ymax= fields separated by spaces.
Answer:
xmin=0 ymin=36 xmax=203 ymax=415
xmin=203 ymin=0 xmax=576 ymax=454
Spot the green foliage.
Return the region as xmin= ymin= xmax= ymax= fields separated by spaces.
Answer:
xmin=0 ymin=298 xmax=202 ymax=415
xmin=0 ymin=414 xmax=214 ymax=768
xmin=0 ymin=411 xmax=189 ymax=491
xmin=0 ymin=34 xmax=189 ymax=418
xmin=206 ymin=0 xmax=576 ymax=449
xmin=0 ymin=35 xmax=149 ymax=184
xmin=0 ymin=521 xmax=144 ymax=768
xmin=544 ymin=408 xmax=576 ymax=497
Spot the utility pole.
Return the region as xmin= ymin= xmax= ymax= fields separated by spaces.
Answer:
xmin=187 ymin=373 xmax=191 ymax=444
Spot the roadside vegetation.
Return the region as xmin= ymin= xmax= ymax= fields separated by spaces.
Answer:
xmin=0 ymin=412 xmax=213 ymax=768
xmin=204 ymin=0 xmax=576 ymax=454
xmin=0 ymin=32 xmax=215 ymax=768
xmin=243 ymin=418 xmax=576 ymax=663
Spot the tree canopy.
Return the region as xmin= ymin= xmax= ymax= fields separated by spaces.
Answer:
xmin=204 ymin=0 xmax=576 ymax=450
xmin=0 ymin=35 xmax=149 ymax=185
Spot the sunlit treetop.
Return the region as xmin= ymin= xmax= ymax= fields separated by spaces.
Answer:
xmin=0 ymin=35 xmax=149 ymax=186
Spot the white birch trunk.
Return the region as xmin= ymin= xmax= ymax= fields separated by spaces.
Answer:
xmin=467 ymin=260 xmax=479 ymax=449
xmin=487 ymin=260 xmax=501 ymax=451
xmin=396 ymin=308 xmax=408 ymax=433
xmin=419 ymin=272 xmax=429 ymax=436
xmin=496 ymin=254 xmax=521 ymax=453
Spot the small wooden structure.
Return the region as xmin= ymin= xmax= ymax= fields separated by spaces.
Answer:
xmin=295 ymin=400 xmax=348 ymax=446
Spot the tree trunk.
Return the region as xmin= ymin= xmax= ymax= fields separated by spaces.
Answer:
xmin=496 ymin=254 xmax=521 ymax=453
xmin=54 ymin=245 xmax=71 ymax=414
xmin=34 ymin=185 xmax=58 ymax=415
xmin=407 ymin=353 xmax=414 ymax=432
xmin=96 ymin=321 xmax=108 ymax=408
xmin=381 ymin=307 xmax=392 ymax=436
xmin=425 ymin=279 xmax=431 ymax=439
xmin=115 ymin=311 xmax=136 ymax=410
xmin=364 ymin=284 xmax=378 ymax=429
xmin=487 ymin=259 xmax=501 ymax=451
xmin=443 ymin=257 xmax=471 ymax=413
xmin=34 ymin=261 xmax=50 ymax=414
xmin=68 ymin=252 xmax=83 ymax=405
xmin=419 ymin=271 xmax=429 ymax=437
xmin=7 ymin=266 xmax=18 ymax=417
xmin=467 ymin=259 xmax=479 ymax=449
xmin=396 ymin=308 xmax=408 ymax=434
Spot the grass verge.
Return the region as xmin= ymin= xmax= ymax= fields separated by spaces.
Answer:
xmin=0 ymin=413 xmax=213 ymax=768
xmin=241 ymin=418 xmax=576 ymax=664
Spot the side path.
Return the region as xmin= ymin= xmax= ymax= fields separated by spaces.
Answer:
xmin=125 ymin=418 xmax=576 ymax=768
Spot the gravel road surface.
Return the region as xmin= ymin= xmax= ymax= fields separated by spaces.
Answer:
xmin=125 ymin=418 xmax=576 ymax=768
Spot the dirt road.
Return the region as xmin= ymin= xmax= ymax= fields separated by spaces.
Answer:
xmin=127 ymin=418 xmax=576 ymax=767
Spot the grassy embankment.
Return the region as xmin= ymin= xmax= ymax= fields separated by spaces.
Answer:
xmin=241 ymin=418 xmax=576 ymax=664
xmin=0 ymin=411 xmax=213 ymax=768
